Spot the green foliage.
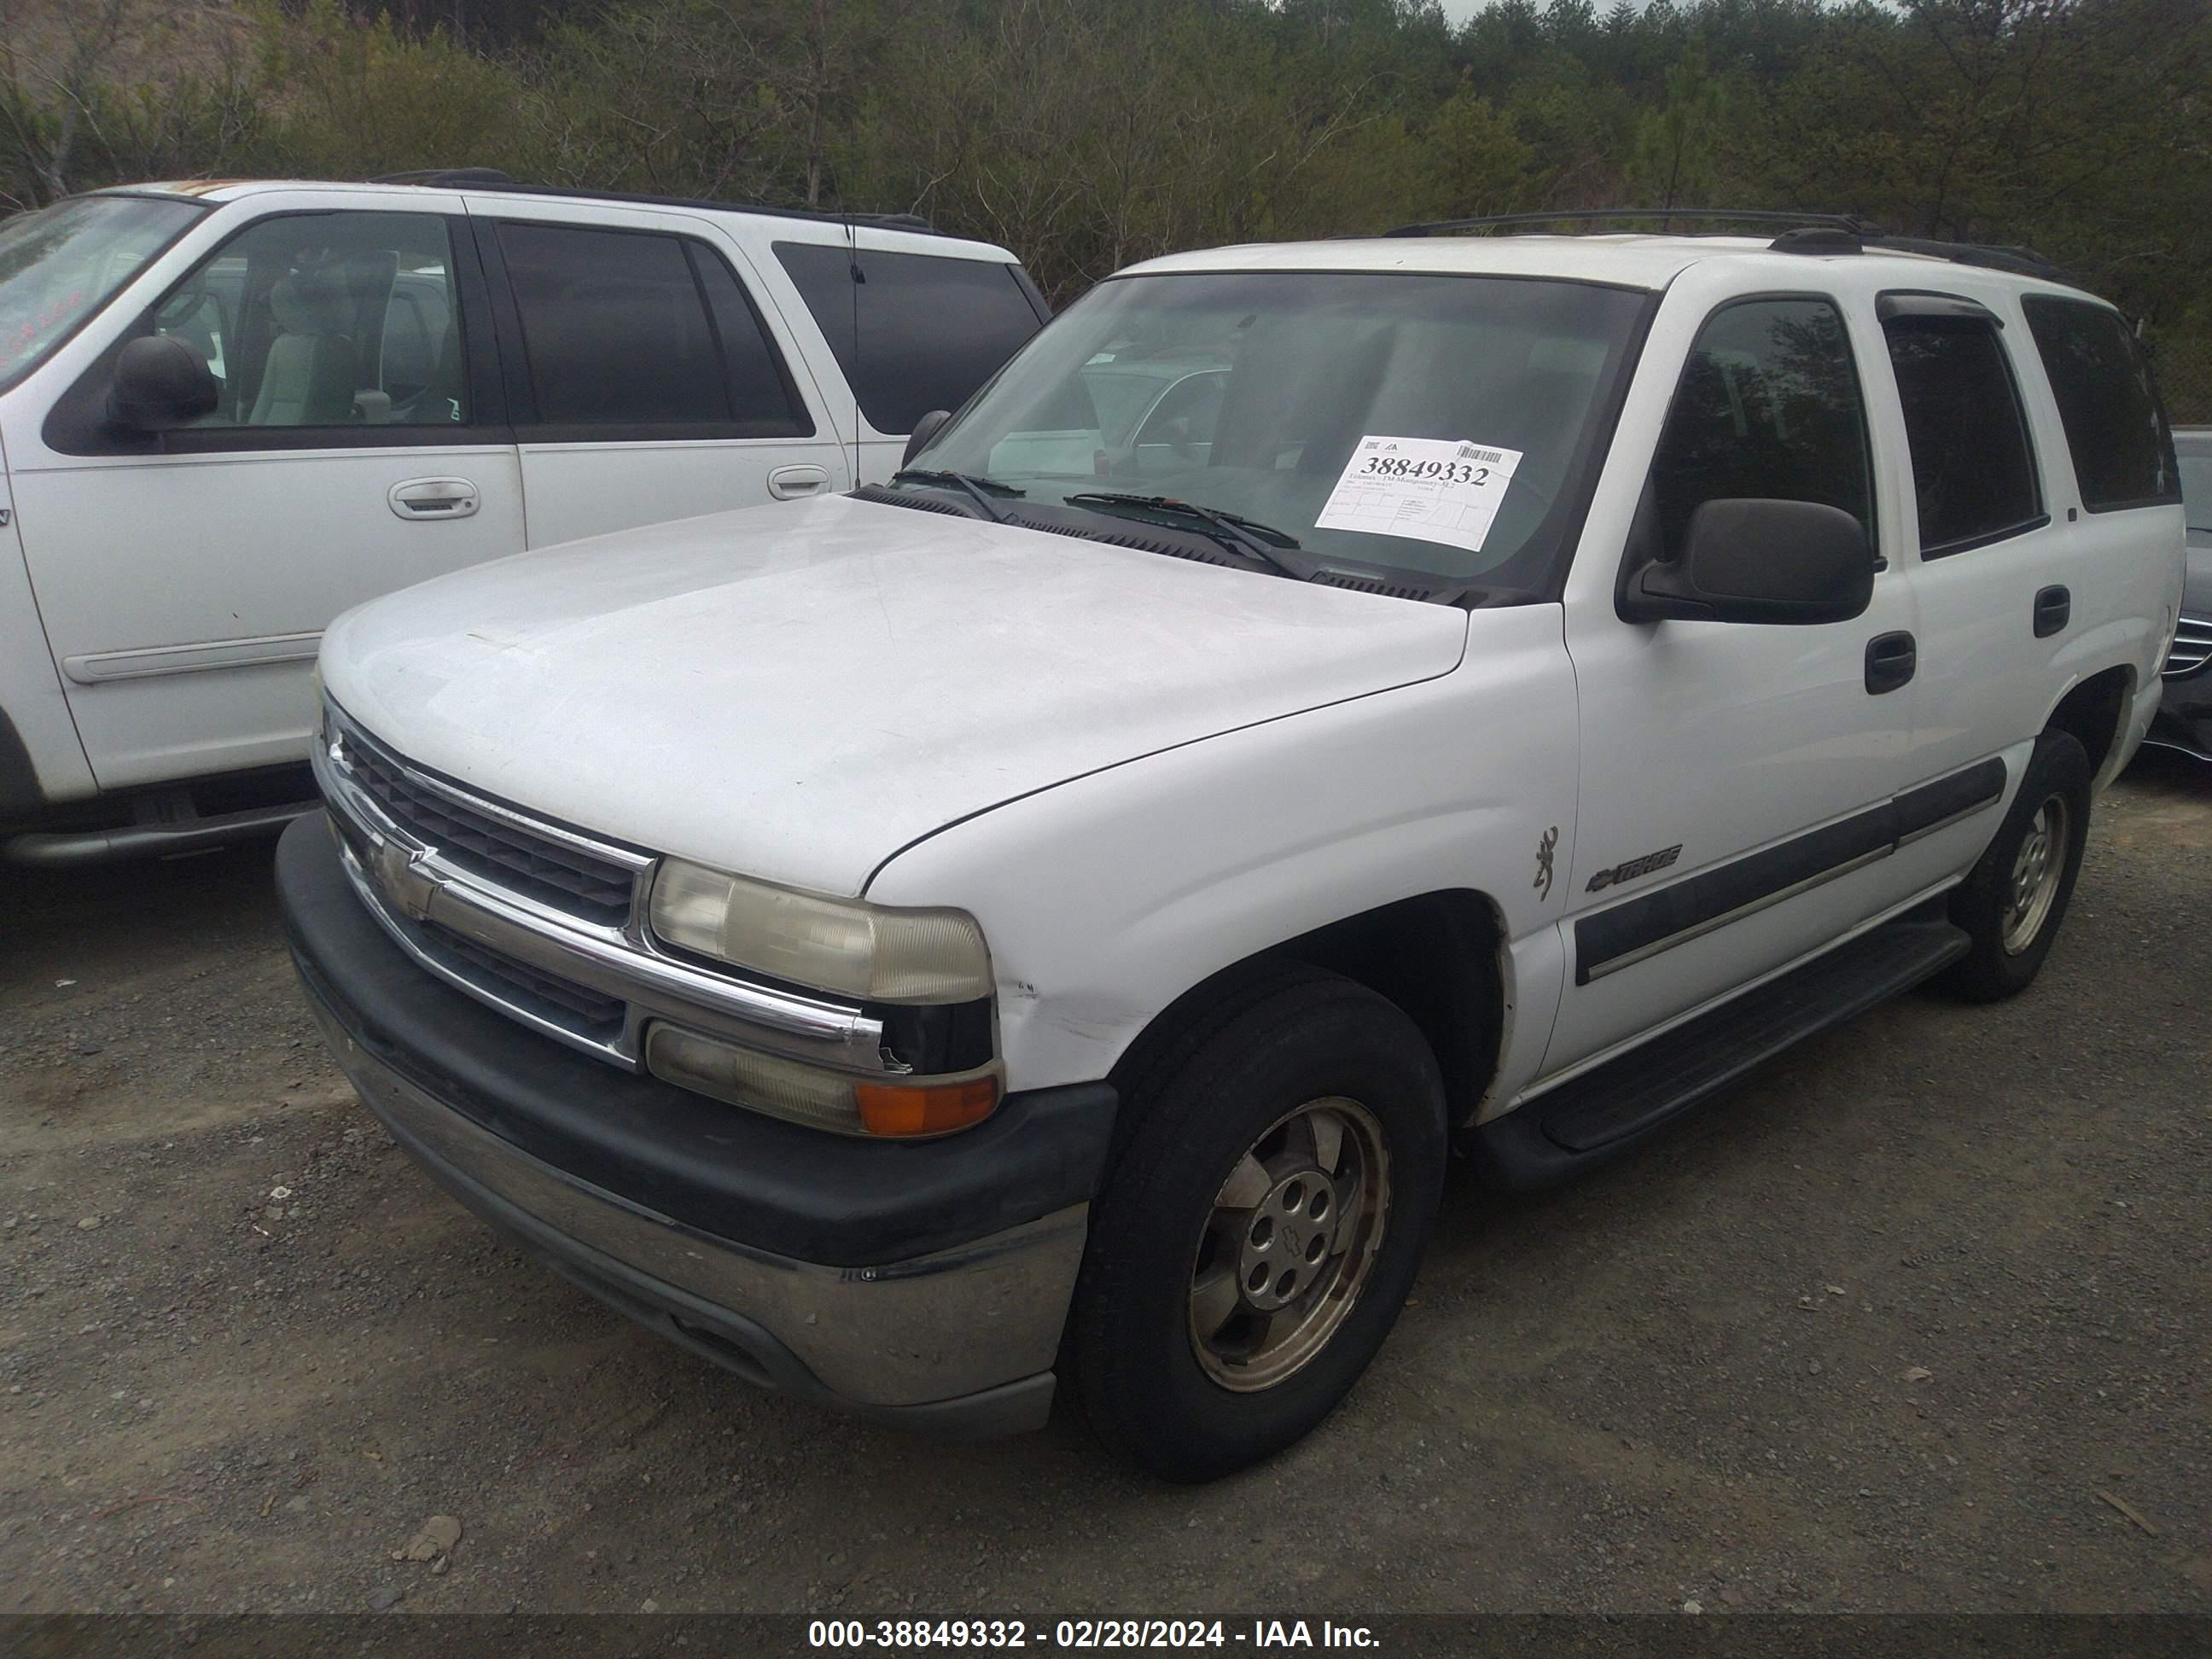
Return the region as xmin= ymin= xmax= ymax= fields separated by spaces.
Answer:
xmin=1 ymin=0 xmax=2209 ymax=411
xmin=254 ymin=0 xmax=531 ymax=180
xmin=1625 ymin=47 xmax=1727 ymax=207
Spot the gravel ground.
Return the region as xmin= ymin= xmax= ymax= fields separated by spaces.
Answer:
xmin=1 ymin=757 xmax=2207 ymax=1618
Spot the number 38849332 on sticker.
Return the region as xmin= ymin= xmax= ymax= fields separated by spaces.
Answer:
xmin=1314 ymin=434 xmax=1525 ymax=555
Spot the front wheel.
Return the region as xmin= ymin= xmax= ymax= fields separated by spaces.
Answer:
xmin=1066 ymin=966 xmax=1447 ymax=1482
xmin=1940 ymin=728 xmax=2092 ymax=1002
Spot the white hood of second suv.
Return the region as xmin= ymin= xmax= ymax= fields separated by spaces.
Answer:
xmin=321 ymin=494 xmax=1470 ymax=894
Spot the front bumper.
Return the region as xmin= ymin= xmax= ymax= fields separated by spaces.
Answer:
xmin=2144 ymin=610 xmax=2212 ymax=763
xmin=278 ymin=815 xmax=1117 ymax=1437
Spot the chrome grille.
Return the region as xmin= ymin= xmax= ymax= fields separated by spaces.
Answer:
xmin=424 ymin=921 xmax=627 ymax=1036
xmin=2165 ymin=614 xmax=2212 ymax=679
xmin=341 ymin=731 xmax=637 ymax=926
xmin=316 ymin=699 xmax=893 ymax=1078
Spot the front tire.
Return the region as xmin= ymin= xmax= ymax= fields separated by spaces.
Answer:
xmin=1940 ymin=728 xmax=2092 ymax=1002
xmin=1067 ymin=966 xmax=1447 ymax=1482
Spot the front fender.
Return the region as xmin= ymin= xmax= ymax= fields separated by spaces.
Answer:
xmin=864 ymin=605 xmax=1580 ymax=1094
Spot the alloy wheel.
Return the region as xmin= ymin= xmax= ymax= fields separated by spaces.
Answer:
xmin=1186 ymin=1096 xmax=1393 ymax=1392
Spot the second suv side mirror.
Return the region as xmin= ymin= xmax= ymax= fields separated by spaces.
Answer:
xmin=1622 ymin=498 xmax=1872 ymax=626
xmin=901 ymin=409 xmax=952 ymax=468
xmin=106 ymin=335 xmax=218 ymax=434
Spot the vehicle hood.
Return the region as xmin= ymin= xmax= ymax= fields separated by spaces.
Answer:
xmin=321 ymin=495 xmax=1470 ymax=894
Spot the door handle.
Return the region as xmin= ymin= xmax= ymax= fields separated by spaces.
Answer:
xmin=2034 ymin=585 xmax=2071 ymax=638
xmin=1865 ymin=630 xmax=1917 ymax=696
xmin=767 ymin=464 xmax=829 ymax=501
xmin=388 ymin=477 xmax=480 ymax=520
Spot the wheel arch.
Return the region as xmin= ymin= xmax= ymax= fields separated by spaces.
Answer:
xmin=1107 ymin=887 xmax=1510 ymax=1132
xmin=2042 ymin=664 xmax=2133 ymax=787
xmin=0 ymin=701 xmax=48 ymax=824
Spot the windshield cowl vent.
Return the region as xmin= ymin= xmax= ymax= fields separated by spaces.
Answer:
xmin=1313 ymin=569 xmax=1444 ymax=602
xmin=849 ymin=484 xmax=976 ymax=518
xmin=1001 ymin=514 xmax=1237 ymax=566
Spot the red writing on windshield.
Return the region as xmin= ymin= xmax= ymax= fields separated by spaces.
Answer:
xmin=0 ymin=286 xmax=90 ymax=375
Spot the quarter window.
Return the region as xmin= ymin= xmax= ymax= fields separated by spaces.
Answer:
xmin=148 ymin=211 xmax=468 ymax=428
xmin=2021 ymin=295 xmax=2180 ymax=512
xmin=495 ymin=223 xmax=807 ymax=434
xmin=774 ymin=242 xmax=1044 ymax=434
xmin=1650 ymin=299 xmax=1874 ymax=562
xmin=1882 ymin=309 xmax=2043 ymax=556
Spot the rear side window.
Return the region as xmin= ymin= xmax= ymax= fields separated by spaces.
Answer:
xmin=774 ymin=242 xmax=1043 ymax=434
xmin=1650 ymin=297 xmax=1874 ymax=562
xmin=495 ymin=223 xmax=808 ymax=435
xmin=2021 ymin=296 xmax=2180 ymax=512
xmin=1882 ymin=307 xmax=2043 ymax=556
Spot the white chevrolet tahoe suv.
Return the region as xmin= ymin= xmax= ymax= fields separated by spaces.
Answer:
xmin=0 ymin=172 xmax=1045 ymax=864
xmin=279 ymin=214 xmax=2186 ymax=1481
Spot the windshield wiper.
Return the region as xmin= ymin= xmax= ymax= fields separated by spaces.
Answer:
xmin=890 ymin=468 xmax=1024 ymax=523
xmin=1062 ymin=492 xmax=1305 ymax=579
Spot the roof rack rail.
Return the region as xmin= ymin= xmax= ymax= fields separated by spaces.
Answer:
xmin=1767 ymin=224 xmax=2075 ymax=283
xmin=1385 ymin=207 xmax=2080 ymax=288
xmin=1859 ymin=234 xmax=2072 ymax=284
xmin=1385 ymin=207 xmax=1877 ymax=238
xmin=370 ymin=168 xmax=514 ymax=188
xmin=366 ymin=168 xmax=939 ymax=235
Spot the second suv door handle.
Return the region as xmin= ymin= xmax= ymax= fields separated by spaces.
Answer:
xmin=768 ymin=465 xmax=829 ymax=501
xmin=388 ymin=477 xmax=480 ymax=520
xmin=1866 ymin=631 xmax=1917 ymax=696
xmin=2034 ymin=585 xmax=2071 ymax=637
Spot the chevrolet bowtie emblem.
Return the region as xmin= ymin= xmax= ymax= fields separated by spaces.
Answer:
xmin=371 ymin=838 xmax=437 ymax=922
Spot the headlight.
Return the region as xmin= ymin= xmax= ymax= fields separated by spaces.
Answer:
xmin=648 ymin=859 xmax=992 ymax=1004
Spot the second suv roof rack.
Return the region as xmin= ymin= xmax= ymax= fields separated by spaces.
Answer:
xmin=370 ymin=168 xmax=515 ymax=188
xmin=367 ymin=169 xmax=938 ymax=235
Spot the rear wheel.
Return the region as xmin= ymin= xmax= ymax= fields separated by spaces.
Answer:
xmin=1067 ymin=966 xmax=1447 ymax=1482
xmin=1940 ymin=728 xmax=2092 ymax=1002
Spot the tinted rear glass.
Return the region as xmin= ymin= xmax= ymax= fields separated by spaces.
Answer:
xmin=775 ymin=242 xmax=1043 ymax=434
xmin=1883 ymin=317 xmax=2042 ymax=554
xmin=2021 ymin=296 xmax=2180 ymax=512
xmin=497 ymin=223 xmax=730 ymax=427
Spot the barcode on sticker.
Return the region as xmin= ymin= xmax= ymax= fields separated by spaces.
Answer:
xmin=1459 ymin=445 xmax=1505 ymax=463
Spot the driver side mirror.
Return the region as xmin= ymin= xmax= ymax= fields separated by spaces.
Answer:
xmin=106 ymin=335 xmax=218 ymax=434
xmin=901 ymin=409 xmax=952 ymax=468
xmin=1621 ymin=498 xmax=1872 ymax=626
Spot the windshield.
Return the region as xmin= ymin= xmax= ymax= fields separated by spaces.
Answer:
xmin=2179 ymin=451 xmax=2212 ymax=533
xmin=0 ymin=195 xmax=205 ymax=393
xmin=913 ymin=270 xmax=1653 ymax=586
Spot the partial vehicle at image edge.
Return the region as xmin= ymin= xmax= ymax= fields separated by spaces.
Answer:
xmin=0 ymin=173 xmax=1046 ymax=865
xmin=278 ymin=212 xmax=2184 ymax=1481
xmin=2141 ymin=425 xmax=2212 ymax=760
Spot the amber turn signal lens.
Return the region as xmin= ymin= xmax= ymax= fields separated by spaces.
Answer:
xmin=854 ymin=1075 xmax=1001 ymax=1137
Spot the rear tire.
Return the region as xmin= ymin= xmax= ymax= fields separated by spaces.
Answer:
xmin=1067 ymin=965 xmax=1447 ymax=1482
xmin=1939 ymin=729 xmax=2091 ymax=1003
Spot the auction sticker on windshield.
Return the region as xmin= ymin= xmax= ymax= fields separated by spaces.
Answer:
xmin=1315 ymin=436 xmax=1524 ymax=554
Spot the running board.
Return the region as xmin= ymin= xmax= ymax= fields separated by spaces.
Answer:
xmin=2 ymin=799 xmax=314 ymax=867
xmin=1465 ymin=907 xmax=1970 ymax=1190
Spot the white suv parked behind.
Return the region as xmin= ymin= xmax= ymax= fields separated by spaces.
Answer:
xmin=281 ymin=214 xmax=2186 ymax=1481
xmin=0 ymin=172 xmax=1045 ymax=863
